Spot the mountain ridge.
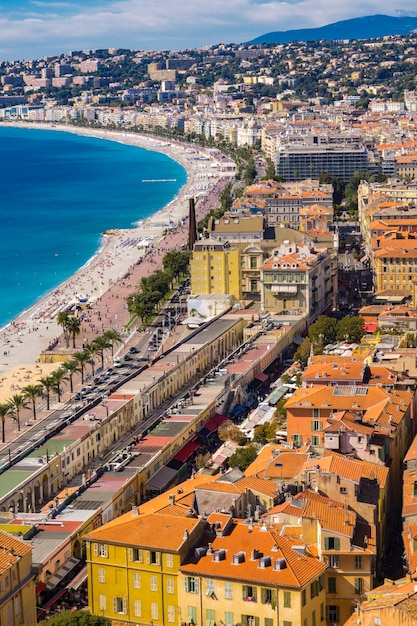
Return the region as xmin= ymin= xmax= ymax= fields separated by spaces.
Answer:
xmin=248 ymin=14 xmax=417 ymax=45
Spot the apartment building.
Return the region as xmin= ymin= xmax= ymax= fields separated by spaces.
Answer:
xmin=275 ymin=133 xmax=369 ymax=182
xmin=0 ymin=531 xmax=36 ymax=626
xmin=190 ymin=240 xmax=242 ymax=299
xmin=179 ymin=515 xmax=327 ymax=626
xmin=265 ymin=490 xmax=376 ymax=626
xmin=86 ymin=510 xmax=206 ymax=623
xmin=260 ymin=241 xmax=333 ymax=321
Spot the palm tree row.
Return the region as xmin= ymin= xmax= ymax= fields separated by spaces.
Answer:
xmin=0 ymin=329 xmax=123 ymax=443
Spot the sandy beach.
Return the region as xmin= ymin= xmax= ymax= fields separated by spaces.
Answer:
xmin=0 ymin=123 xmax=234 ymax=405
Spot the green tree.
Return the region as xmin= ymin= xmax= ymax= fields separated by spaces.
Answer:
xmin=73 ymin=351 xmax=90 ymax=384
xmin=0 ymin=403 xmax=11 ymax=443
xmin=294 ymin=337 xmax=312 ymax=367
xmin=218 ymin=420 xmax=247 ymax=445
xmin=22 ymin=384 xmax=43 ymax=421
xmin=50 ymin=368 xmax=68 ymax=402
xmin=66 ymin=315 xmax=81 ymax=348
xmin=90 ymin=336 xmax=109 ymax=370
xmin=39 ymin=376 xmax=54 ymax=411
xmin=228 ymin=444 xmax=258 ymax=472
xmin=102 ymin=329 xmax=123 ymax=357
xmin=62 ymin=359 xmax=80 ymax=394
xmin=7 ymin=394 xmax=29 ymax=432
xmin=37 ymin=610 xmax=111 ymax=626
xmin=253 ymin=421 xmax=277 ymax=445
xmin=308 ymin=315 xmax=338 ymax=348
xmin=336 ymin=316 xmax=365 ymax=343
xmin=57 ymin=310 xmax=71 ymax=348
xmin=264 ymin=157 xmax=276 ymax=179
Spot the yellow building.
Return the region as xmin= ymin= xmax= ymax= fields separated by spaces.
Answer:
xmin=179 ymin=512 xmax=327 ymax=626
xmin=191 ymin=239 xmax=242 ymax=299
xmin=85 ymin=508 xmax=206 ymax=624
xmin=265 ymin=490 xmax=377 ymax=626
xmin=373 ymin=241 xmax=417 ymax=294
xmin=0 ymin=530 xmax=36 ymax=626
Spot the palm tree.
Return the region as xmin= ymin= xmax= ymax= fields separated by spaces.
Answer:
xmin=102 ymin=329 xmax=123 ymax=358
xmin=22 ymin=383 xmax=43 ymax=421
xmin=73 ymin=351 xmax=90 ymax=384
xmin=62 ymin=359 xmax=80 ymax=394
xmin=7 ymin=394 xmax=29 ymax=432
xmin=84 ymin=343 xmax=100 ymax=377
xmin=0 ymin=403 xmax=11 ymax=443
xmin=50 ymin=368 xmax=68 ymax=403
xmin=90 ymin=336 xmax=109 ymax=370
xmin=66 ymin=315 xmax=81 ymax=349
xmin=39 ymin=376 xmax=55 ymax=411
xmin=57 ymin=310 xmax=70 ymax=348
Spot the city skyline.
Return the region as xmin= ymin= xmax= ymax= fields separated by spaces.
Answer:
xmin=1 ymin=1 xmax=416 ymax=62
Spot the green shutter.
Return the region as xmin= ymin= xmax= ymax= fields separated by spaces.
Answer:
xmin=261 ymin=588 xmax=266 ymax=603
xmin=324 ymin=537 xmax=329 ymax=550
xmin=255 ymin=618 xmax=260 ymax=626
xmin=242 ymin=585 xmax=247 ymax=600
xmin=185 ymin=577 xmax=189 ymax=593
xmin=334 ymin=538 xmax=340 ymax=550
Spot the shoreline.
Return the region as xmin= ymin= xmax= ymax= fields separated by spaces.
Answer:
xmin=0 ymin=122 xmax=232 ymax=390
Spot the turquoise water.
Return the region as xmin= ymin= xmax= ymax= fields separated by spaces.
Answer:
xmin=0 ymin=126 xmax=186 ymax=327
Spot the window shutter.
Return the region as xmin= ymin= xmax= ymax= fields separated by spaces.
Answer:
xmin=242 ymin=585 xmax=247 ymax=600
xmin=156 ymin=552 xmax=161 ymax=565
xmin=185 ymin=578 xmax=189 ymax=593
xmin=146 ymin=551 xmax=150 ymax=564
xmin=138 ymin=549 xmax=143 ymax=563
xmin=261 ymin=588 xmax=266 ymax=603
xmin=334 ymin=538 xmax=340 ymax=550
xmin=310 ymin=421 xmax=315 ymax=431
xmin=324 ymin=537 xmax=329 ymax=550
xmin=195 ymin=579 xmax=199 ymax=594
xmin=253 ymin=587 xmax=257 ymax=601
xmin=129 ymin=548 xmax=133 ymax=562
xmin=93 ymin=543 xmax=98 ymax=556
xmin=113 ymin=598 xmax=117 ymax=613
xmin=255 ymin=618 xmax=260 ymax=626
xmin=123 ymin=599 xmax=127 ymax=614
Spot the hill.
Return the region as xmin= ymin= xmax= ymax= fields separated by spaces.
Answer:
xmin=248 ymin=14 xmax=417 ymax=45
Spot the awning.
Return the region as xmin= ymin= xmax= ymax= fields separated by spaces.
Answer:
xmin=198 ymin=414 xmax=228 ymax=438
xmin=36 ymin=582 xmax=46 ymax=594
xmin=203 ymin=414 xmax=228 ymax=433
xmin=363 ymin=323 xmax=378 ymax=332
xmin=271 ymin=285 xmax=297 ymax=294
xmin=230 ymin=405 xmax=245 ymax=416
xmin=45 ymin=557 xmax=80 ymax=590
xmin=173 ymin=440 xmax=202 ymax=463
xmin=146 ymin=466 xmax=177 ymax=491
xmin=69 ymin=565 xmax=87 ymax=590
xmin=255 ymin=372 xmax=269 ymax=383
xmin=375 ymin=295 xmax=407 ymax=303
xmin=266 ymin=385 xmax=290 ymax=405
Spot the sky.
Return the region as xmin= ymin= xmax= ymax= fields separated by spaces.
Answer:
xmin=1 ymin=1 xmax=417 ymax=62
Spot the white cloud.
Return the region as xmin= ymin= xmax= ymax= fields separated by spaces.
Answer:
xmin=0 ymin=0 xmax=415 ymax=60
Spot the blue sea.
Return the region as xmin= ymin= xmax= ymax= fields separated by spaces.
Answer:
xmin=0 ymin=126 xmax=186 ymax=328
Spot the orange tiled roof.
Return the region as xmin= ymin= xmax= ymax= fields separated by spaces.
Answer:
xmin=85 ymin=511 xmax=204 ymax=551
xmin=0 ymin=530 xmax=32 ymax=574
xmin=303 ymin=452 xmax=389 ymax=488
xmin=180 ymin=520 xmax=326 ymax=587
